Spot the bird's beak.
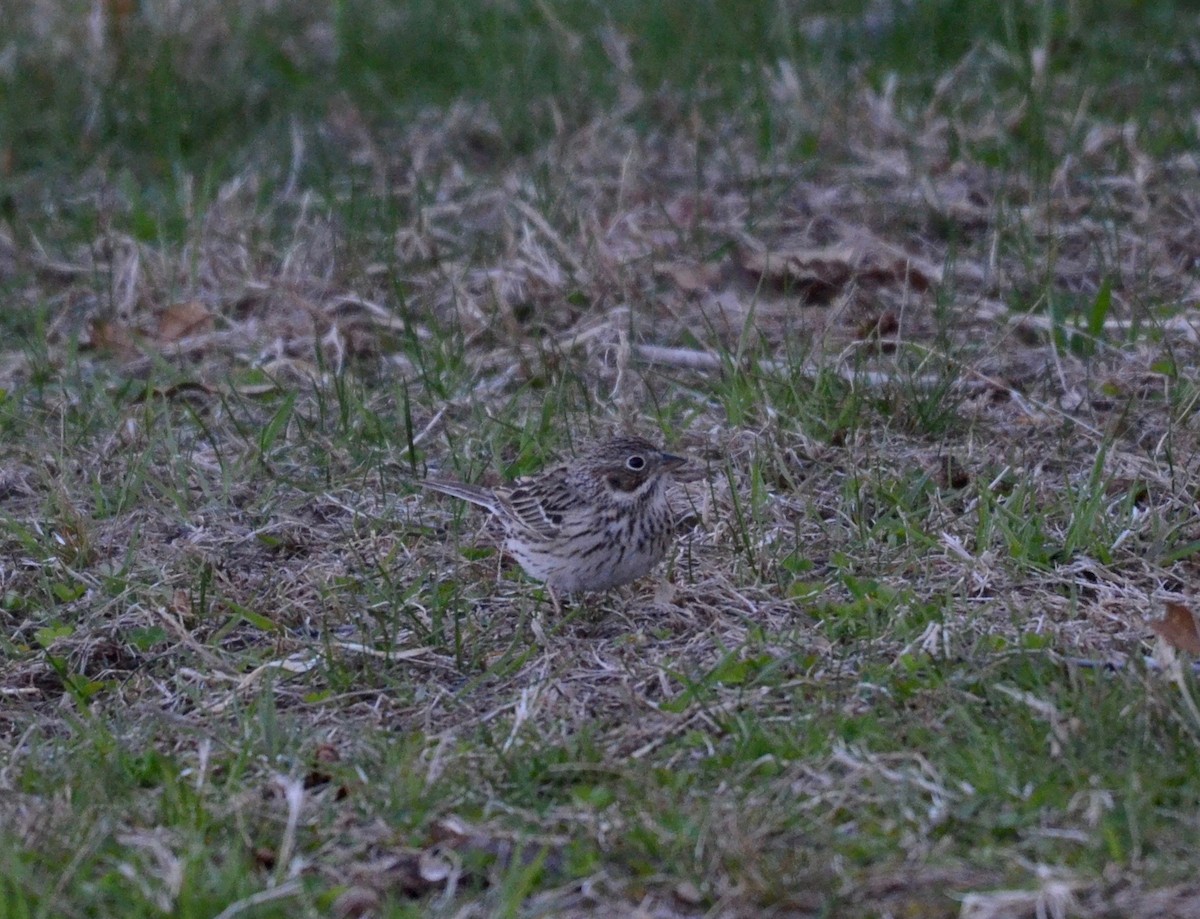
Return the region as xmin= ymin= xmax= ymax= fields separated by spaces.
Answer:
xmin=659 ymin=451 xmax=687 ymax=470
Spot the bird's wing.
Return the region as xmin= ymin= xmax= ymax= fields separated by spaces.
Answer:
xmin=501 ymin=468 xmax=577 ymax=538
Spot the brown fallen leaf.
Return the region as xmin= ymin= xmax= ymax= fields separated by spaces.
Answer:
xmin=156 ymin=301 xmax=213 ymax=343
xmin=743 ymin=246 xmax=851 ymax=300
xmin=84 ymin=319 xmax=141 ymax=361
xmin=743 ymin=235 xmax=941 ymax=301
xmin=1150 ymin=601 xmax=1200 ymax=655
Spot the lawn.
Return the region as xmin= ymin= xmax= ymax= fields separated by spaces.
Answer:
xmin=4 ymin=1 xmax=1200 ymax=916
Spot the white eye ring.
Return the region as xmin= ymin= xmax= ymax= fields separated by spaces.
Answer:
xmin=626 ymin=455 xmax=646 ymax=471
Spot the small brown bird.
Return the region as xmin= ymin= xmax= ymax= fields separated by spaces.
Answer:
xmin=421 ymin=435 xmax=691 ymax=599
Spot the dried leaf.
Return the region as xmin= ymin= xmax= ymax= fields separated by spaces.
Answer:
xmin=743 ymin=245 xmax=851 ymax=300
xmin=743 ymin=235 xmax=941 ymax=300
xmin=1150 ymin=601 xmax=1200 ymax=655
xmin=85 ymin=319 xmax=140 ymax=361
xmin=156 ymin=301 xmax=213 ymax=343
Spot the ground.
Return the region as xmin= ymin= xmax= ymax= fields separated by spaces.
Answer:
xmin=3 ymin=2 xmax=1200 ymax=917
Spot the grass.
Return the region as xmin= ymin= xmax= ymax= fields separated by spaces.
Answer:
xmin=5 ymin=0 xmax=1200 ymax=916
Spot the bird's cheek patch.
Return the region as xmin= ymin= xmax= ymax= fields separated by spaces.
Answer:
xmin=607 ymin=471 xmax=646 ymax=493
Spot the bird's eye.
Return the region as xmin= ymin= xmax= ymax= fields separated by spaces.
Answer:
xmin=626 ymin=455 xmax=646 ymax=471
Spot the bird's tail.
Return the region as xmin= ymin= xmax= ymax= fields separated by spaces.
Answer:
xmin=419 ymin=478 xmax=497 ymax=511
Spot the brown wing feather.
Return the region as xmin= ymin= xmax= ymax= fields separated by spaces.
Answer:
xmin=502 ymin=466 xmax=578 ymax=538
